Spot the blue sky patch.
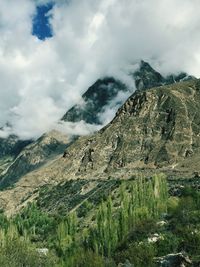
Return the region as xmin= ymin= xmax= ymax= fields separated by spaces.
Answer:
xmin=32 ymin=3 xmax=54 ymax=40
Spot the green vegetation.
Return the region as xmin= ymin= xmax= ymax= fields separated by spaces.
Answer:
xmin=0 ymin=174 xmax=200 ymax=266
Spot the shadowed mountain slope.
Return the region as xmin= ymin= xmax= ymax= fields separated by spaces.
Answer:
xmin=0 ymin=131 xmax=70 ymax=188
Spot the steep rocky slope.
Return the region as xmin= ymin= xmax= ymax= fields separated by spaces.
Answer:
xmin=0 ymin=78 xmax=129 ymax=186
xmin=0 ymin=79 xmax=200 ymax=215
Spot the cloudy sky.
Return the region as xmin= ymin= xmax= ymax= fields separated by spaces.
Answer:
xmin=0 ymin=0 xmax=200 ymax=139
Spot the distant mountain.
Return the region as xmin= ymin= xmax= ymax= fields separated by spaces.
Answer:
xmin=62 ymin=77 xmax=129 ymax=124
xmin=0 ymin=135 xmax=31 ymax=176
xmin=0 ymin=130 xmax=71 ymax=188
xmin=0 ymin=135 xmax=31 ymax=159
xmin=133 ymin=60 xmax=195 ymax=90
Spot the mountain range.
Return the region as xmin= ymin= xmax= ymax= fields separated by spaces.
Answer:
xmin=0 ymin=61 xmax=198 ymax=216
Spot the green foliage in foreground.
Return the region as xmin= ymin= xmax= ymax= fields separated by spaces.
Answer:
xmin=0 ymin=225 xmax=57 ymax=267
xmin=0 ymin=174 xmax=200 ymax=266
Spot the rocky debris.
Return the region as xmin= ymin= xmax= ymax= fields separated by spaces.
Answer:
xmin=148 ymin=233 xmax=163 ymax=243
xmin=193 ymin=171 xmax=199 ymax=178
xmin=118 ymin=259 xmax=134 ymax=267
xmin=36 ymin=248 xmax=49 ymax=256
xmin=168 ymin=176 xmax=200 ymax=196
xmin=155 ymin=252 xmax=192 ymax=267
xmin=156 ymin=220 xmax=167 ymax=227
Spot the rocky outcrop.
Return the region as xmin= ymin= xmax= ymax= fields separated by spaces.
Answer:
xmin=60 ymin=79 xmax=200 ymax=179
xmin=155 ymin=253 xmax=192 ymax=267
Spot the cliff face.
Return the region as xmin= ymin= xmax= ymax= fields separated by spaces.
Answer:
xmin=0 ymin=79 xmax=199 ymax=214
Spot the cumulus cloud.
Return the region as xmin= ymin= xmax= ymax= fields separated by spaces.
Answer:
xmin=0 ymin=0 xmax=200 ymax=139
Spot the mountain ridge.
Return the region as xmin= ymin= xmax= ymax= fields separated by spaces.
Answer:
xmin=0 ymin=78 xmax=199 ymax=215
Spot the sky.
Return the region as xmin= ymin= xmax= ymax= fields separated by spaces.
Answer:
xmin=0 ymin=0 xmax=200 ymax=139
xmin=32 ymin=2 xmax=53 ymax=40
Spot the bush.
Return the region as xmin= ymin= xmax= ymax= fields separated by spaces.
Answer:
xmin=0 ymin=236 xmax=57 ymax=267
xmin=114 ymin=241 xmax=156 ymax=267
xmin=63 ymin=249 xmax=115 ymax=267
xmin=156 ymin=232 xmax=180 ymax=256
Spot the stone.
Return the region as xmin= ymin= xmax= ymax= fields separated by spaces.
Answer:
xmin=155 ymin=252 xmax=192 ymax=267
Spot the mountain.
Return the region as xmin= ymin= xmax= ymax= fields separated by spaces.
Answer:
xmin=62 ymin=77 xmax=129 ymax=124
xmin=0 ymin=78 xmax=129 ymax=187
xmin=133 ymin=60 xmax=195 ymax=90
xmin=63 ymin=61 xmax=195 ymax=126
xmin=39 ymin=79 xmax=200 ymax=181
xmin=0 ymin=135 xmax=31 ymax=158
xmin=0 ymin=78 xmax=199 ymax=215
xmin=0 ymin=61 xmax=196 ymax=213
xmin=0 ymin=130 xmax=71 ymax=188
xmin=0 ymin=135 xmax=31 ymax=176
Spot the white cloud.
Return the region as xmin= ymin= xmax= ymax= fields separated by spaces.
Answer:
xmin=0 ymin=0 xmax=200 ymax=139
xmin=56 ymin=120 xmax=101 ymax=136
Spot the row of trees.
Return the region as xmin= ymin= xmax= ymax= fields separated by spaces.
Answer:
xmin=85 ymin=174 xmax=168 ymax=256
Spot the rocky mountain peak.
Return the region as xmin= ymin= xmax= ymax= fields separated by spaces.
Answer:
xmin=62 ymin=77 xmax=128 ymax=125
xmin=133 ymin=60 xmax=196 ymax=91
xmin=133 ymin=60 xmax=164 ymax=90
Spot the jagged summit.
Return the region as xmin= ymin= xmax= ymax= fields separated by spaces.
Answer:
xmin=62 ymin=61 xmax=195 ymax=127
xmin=133 ymin=60 xmax=164 ymax=90
xmin=133 ymin=60 xmax=195 ymax=91
xmin=62 ymin=77 xmax=128 ymax=125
